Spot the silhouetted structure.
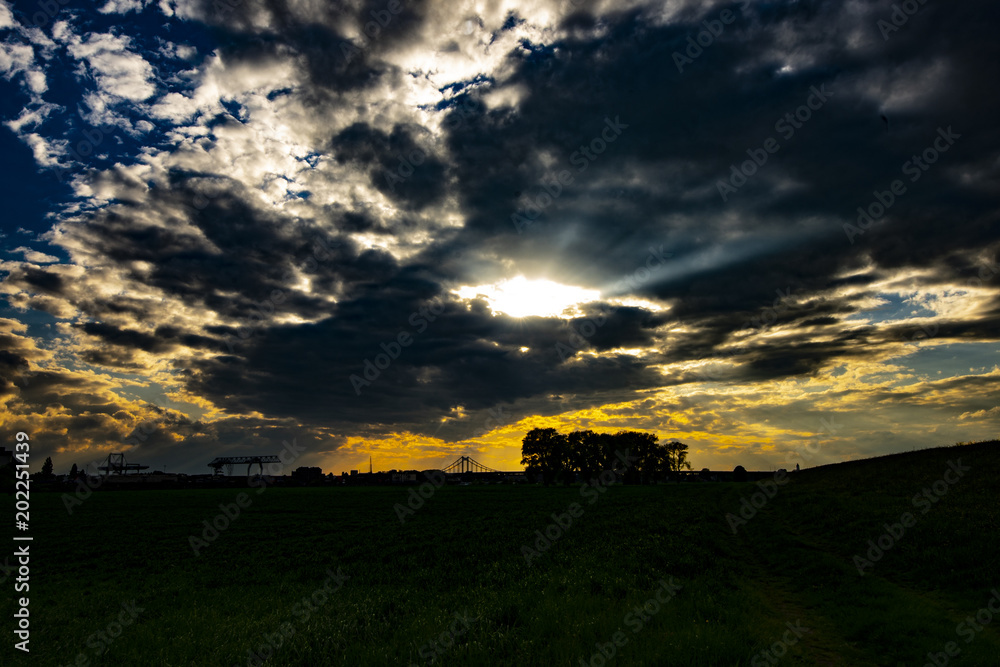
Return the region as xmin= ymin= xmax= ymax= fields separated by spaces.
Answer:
xmin=97 ymin=452 xmax=149 ymax=475
xmin=442 ymin=456 xmax=501 ymax=474
xmin=292 ymin=466 xmax=324 ymax=484
xmin=207 ymin=455 xmax=282 ymax=476
xmin=521 ymin=428 xmax=691 ymax=484
xmin=440 ymin=456 xmax=525 ymax=483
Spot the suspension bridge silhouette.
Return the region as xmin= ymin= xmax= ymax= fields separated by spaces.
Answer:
xmin=440 ymin=455 xmax=513 ymax=474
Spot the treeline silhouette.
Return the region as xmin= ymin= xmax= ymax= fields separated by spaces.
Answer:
xmin=520 ymin=427 xmax=691 ymax=485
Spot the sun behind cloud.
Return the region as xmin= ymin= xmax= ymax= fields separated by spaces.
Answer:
xmin=453 ymin=276 xmax=601 ymax=318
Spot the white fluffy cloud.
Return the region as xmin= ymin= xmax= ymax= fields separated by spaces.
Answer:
xmin=0 ymin=1 xmax=15 ymax=30
xmin=11 ymin=246 xmax=60 ymax=263
xmin=0 ymin=40 xmax=46 ymax=93
xmin=21 ymin=132 xmax=67 ymax=167
xmin=64 ymin=30 xmax=156 ymax=101
xmin=98 ymin=0 xmax=155 ymax=14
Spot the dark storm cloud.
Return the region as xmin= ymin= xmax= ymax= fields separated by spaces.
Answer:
xmin=0 ymin=348 xmax=31 ymax=397
xmin=73 ymin=0 xmax=1000 ymax=429
xmin=420 ymin=0 xmax=1000 ymax=381
xmin=78 ymin=321 xmax=175 ymax=353
xmin=566 ymin=306 xmax=671 ymax=354
xmin=18 ymin=266 xmax=67 ymax=295
xmin=58 ymin=174 xmax=361 ymax=320
xmin=186 ymin=298 xmax=668 ymax=436
xmin=188 ymin=0 xmax=432 ymax=94
xmin=331 ymin=122 xmax=448 ymax=210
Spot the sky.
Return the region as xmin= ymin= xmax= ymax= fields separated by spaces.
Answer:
xmin=0 ymin=0 xmax=998 ymax=476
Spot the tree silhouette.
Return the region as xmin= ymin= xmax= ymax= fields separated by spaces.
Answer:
xmin=521 ymin=428 xmax=570 ymax=485
xmin=41 ymin=456 xmax=53 ymax=477
xmin=567 ymin=430 xmax=604 ymax=481
xmin=665 ymin=441 xmax=692 ymax=473
xmin=596 ymin=432 xmax=619 ymax=474
xmin=521 ymin=428 xmax=692 ymax=484
xmin=733 ymin=465 xmax=748 ymax=482
xmin=617 ymin=430 xmax=662 ymax=484
xmin=69 ymin=463 xmax=79 ymax=478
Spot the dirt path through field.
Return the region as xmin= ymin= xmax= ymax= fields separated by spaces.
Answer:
xmin=731 ymin=512 xmax=881 ymax=666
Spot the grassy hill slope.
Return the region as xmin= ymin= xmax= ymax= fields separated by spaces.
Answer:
xmin=2 ymin=440 xmax=997 ymax=665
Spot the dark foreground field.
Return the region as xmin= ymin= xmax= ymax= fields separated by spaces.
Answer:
xmin=3 ymin=441 xmax=999 ymax=666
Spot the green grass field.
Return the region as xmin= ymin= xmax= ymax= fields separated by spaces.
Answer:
xmin=3 ymin=440 xmax=999 ymax=666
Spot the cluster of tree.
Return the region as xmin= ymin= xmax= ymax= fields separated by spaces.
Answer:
xmin=0 ymin=455 xmax=54 ymax=494
xmin=520 ymin=427 xmax=691 ymax=485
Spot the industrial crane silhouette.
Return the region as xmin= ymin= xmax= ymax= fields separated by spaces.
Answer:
xmin=207 ymin=455 xmax=282 ymax=477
